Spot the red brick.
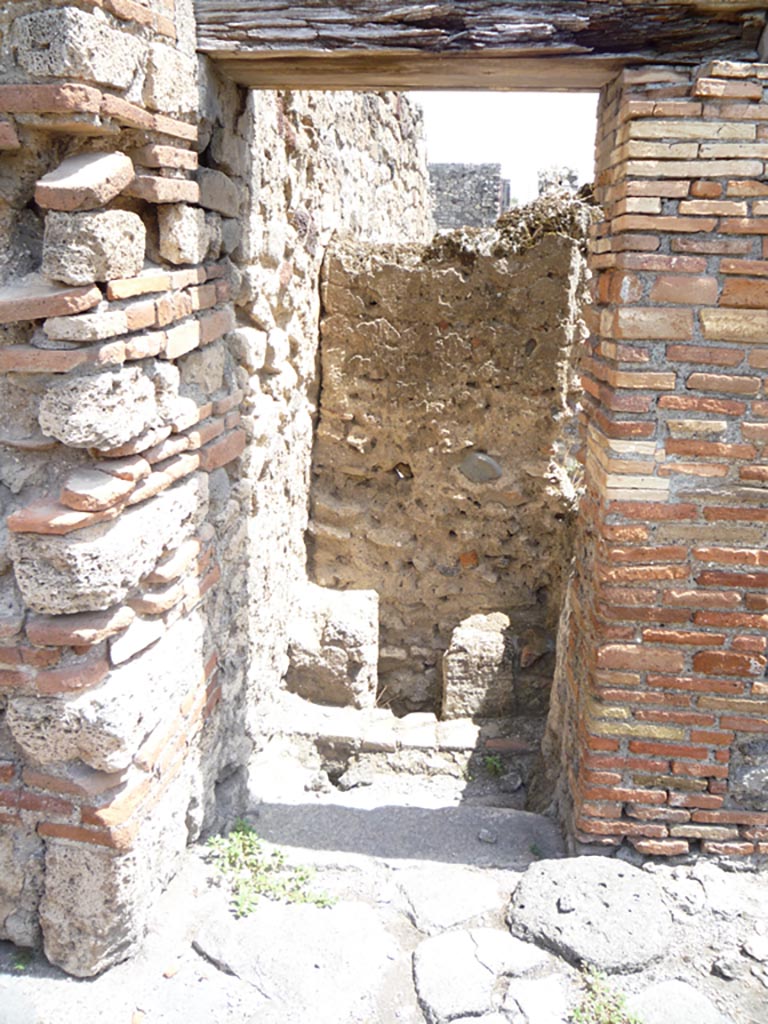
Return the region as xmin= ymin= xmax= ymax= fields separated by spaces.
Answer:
xmin=631 ymin=838 xmax=689 ymax=855
xmin=635 ymin=709 xmax=715 ymax=726
xmin=666 ymin=344 xmax=743 ymax=366
xmin=693 ymin=651 xmax=766 ymax=676
xmin=720 ymin=715 xmax=768 ymax=732
xmin=612 ymin=308 xmax=693 ymax=341
xmin=575 ymin=816 xmax=668 ymax=839
xmin=647 ymin=674 xmax=744 ymax=695
xmin=700 ymin=841 xmax=755 ymax=855
xmin=668 ymin=792 xmax=723 ymax=809
xmin=721 ymin=278 xmax=768 ymax=308
xmin=198 ymin=428 xmax=246 ymax=472
xmin=100 ymin=94 xmax=197 ymax=142
xmin=7 ymin=499 xmax=123 ymax=536
xmin=663 ymin=589 xmax=741 ymax=609
xmin=35 ymin=653 xmax=110 ymax=695
xmin=0 ymin=119 xmax=20 ymax=150
xmin=0 ymin=279 xmax=102 ymax=325
xmin=649 ymin=275 xmax=719 ymax=305
xmin=26 ymin=607 xmax=134 ymax=647
xmin=37 ymin=821 xmax=133 ymax=850
xmin=0 ymin=83 xmax=103 ymax=114
xmin=658 ymin=395 xmax=746 ymax=414
xmin=672 ymin=237 xmax=752 ymax=255
xmin=686 ymin=373 xmax=760 ymax=396
xmin=671 ymin=761 xmax=729 ymax=778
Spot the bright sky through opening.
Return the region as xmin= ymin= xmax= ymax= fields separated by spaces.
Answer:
xmin=412 ymin=91 xmax=599 ymax=205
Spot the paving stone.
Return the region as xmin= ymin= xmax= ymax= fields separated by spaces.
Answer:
xmin=0 ymin=275 xmax=101 ymax=324
xmin=502 ymin=974 xmax=571 ymax=1024
xmin=396 ymin=864 xmax=511 ymax=935
xmin=413 ymin=930 xmax=498 ymax=1023
xmin=194 ymin=901 xmax=400 ymax=1024
xmin=508 ymin=858 xmax=673 ymax=974
xmin=43 ymin=210 xmax=146 ymax=286
xmin=625 ymin=979 xmax=732 ymax=1024
xmin=35 ymin=152 xmax=134 ymax=212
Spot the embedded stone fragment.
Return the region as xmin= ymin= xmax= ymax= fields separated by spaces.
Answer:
xmin=285 ymin=583 xmax=378 ymax=708
xmin=442 ymin=613 xmax=514 ymax=719
xmin=196 ymin=167 xmax=241 ymax=218
xmin=459 ymin=451 xmax=503 ymax=483
xmin=507 ymin=858 xmax=673 ymax=973
xmin=8 ymin=473 xmax=207 ymax=614
xmin=43 ymin=210 xmax=146 ymax=285
xmin=38 ymin=366 xmax=159 ymax=450
xmin=157 ymin=204 xmax=210 ymax=265
xmin=35 ymin=152 xmax=134 ymax=212
xmin=11 ymin=7 xmax=145 ymax=90
xmin=0 ymin=275 xmax=101 ymax=324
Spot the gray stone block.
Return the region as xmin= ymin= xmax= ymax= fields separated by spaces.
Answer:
xmin=43 ymin=210 xmax=146 ymax=286
xmin=12 ymin=7 xmax=144 ymax=89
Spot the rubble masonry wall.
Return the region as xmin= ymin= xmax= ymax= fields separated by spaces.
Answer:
xmin=310 ymin=233 xmax=586 ymax=715
xmin=0 ymin=0 xmax=432 ymax=976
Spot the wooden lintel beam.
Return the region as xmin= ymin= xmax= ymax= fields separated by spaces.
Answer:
xmin=196 ymin=1 xmax=765 ymax=83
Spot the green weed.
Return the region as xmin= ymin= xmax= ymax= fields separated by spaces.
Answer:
xmin=206 ymin=819 xmax=334 ymax=917
xmin=483 ymin=754 xmax=504 ymax=777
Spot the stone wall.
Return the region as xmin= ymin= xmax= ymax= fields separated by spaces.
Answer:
xmin=429 ymin=162 xmax=512 ymax=229
xmin=310 ymin=225 xmax=587 ymax=715
xmin=0 ymin=0 xmax=432 ymax=975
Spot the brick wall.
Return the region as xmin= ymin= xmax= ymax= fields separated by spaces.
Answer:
xmin=548 ymin=60 xmax=768 ymax=859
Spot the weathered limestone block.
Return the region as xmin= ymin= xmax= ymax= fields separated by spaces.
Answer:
xmin=38 ymin=366 xmax=159 ymax=450
xmin=442 ymin=613 xmax=514 ymax=719
xmin=7 ymin=612 xmax=207 ymax=772
xmin=286 ymin=583 xmax=378 ymax=708
xmin=157 ymin=204 xmax=210 ymax=265
xmin=43 ymin=210 xmax=146 ymax=286
xmin=39 ymin=771 xmax=190 ymax=976
xmin=143 ymin=42 xmax=198 ymax=116
xmin=12 ymin=7 xmax=145 ymax=90
xmin=0 ymin=827 xmax=44 ymax=946
xmin=9 ymin=474 xmax=207 ymax=614
xmin=35 ymin=152 xmax=135 ymax=213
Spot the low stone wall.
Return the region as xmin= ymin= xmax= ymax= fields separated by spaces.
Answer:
xmin=311 ymin=223 xmax=588 ymax=715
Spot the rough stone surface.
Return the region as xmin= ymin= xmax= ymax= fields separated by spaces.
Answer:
xmin=38 ymin=367 xmax=160 ymax=450
xmin=413 ymin=927 xmax=551 ymax=1023
xmin=157 ymin=204 xmax=211 ymax=265
xmin=502 ymin=975 xmax=571 ymax=1024
xmin=34 ymin=153 xmax=135 ymax=213
xmin=9 ymin=474 xmax=206 ymax=614
xmin=43 ymin=211 xmax=146 ymax=286
xmin=429 ymin=162 xmax=511 ymax=229
xmin=0 ymin=827 xmax=44 ymax=947
xmin=285 ymin=583 xmax=378 ymax=708
xmin=442 ymin=612 xmax=515 ymax=719
xmin=11 ymin=7 xmax=145 ymax=89
xmin=396 ymin=864 xmax=516 ymax=936
xmin=625 ymin=980 xmax=732 ymax=1024
xmin=313 ymin=230 xmax=585 ymax=712
xmin=143 ymin=42 xmax=198 ymax=116
xmin=507 ymin=858 xmax=673 ymax=974
xmin=193 ymin=901 xmax=400 ymax=1024
xmin=729 ymin=737 xmax=768 ymax=811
